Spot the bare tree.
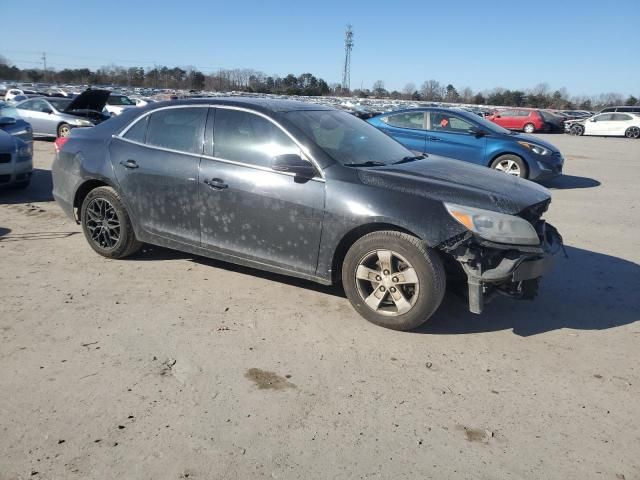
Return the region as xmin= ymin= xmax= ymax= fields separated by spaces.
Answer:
xmin=402 ymin=82 xmax=416 ymax=97
xmin=420 ymin=79 xmax=443 ymax=101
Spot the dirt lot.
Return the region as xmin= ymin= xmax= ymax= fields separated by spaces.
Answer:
xmin=1 ymin=135 xmax=639 ymax=480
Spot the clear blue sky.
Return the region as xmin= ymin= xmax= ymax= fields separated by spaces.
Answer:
xmin=2 ymin=0 xmax=638 ymax=96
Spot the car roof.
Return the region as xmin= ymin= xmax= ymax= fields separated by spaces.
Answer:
xmin=146 ymin=96 xmax=335 ymax=113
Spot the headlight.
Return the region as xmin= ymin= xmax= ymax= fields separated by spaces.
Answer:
xmin=517 ymin=141 xmax=551 ymax=156
xmin=17 ymin=143 xmax=32 ymax=160
xmin=445 ymin=203 xmax=540 ymax=246
xmin=74 ymin=119 xmax=93 ymax=127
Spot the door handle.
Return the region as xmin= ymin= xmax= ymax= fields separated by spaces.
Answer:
xmin=120 ymin=159 xmax=139 ymax=169
xmin=204 ymin=178 xmax=228 ymax=190
xmin=428 ymin=136 xmax=441 ymax=142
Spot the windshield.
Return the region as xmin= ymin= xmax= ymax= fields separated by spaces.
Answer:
xmin=284 ymin=110 xmax=412 ymax=166
xmin=108 ymin=95 xmax=134 ymax=106
xmin=49 ymin=98 xmax=72 ymax=111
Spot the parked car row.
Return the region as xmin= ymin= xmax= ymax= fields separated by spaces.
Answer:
xmin=0 ymin=101 xmax=33 ymax=189
xmin=564 ymin=112 xmax=640 ymax=138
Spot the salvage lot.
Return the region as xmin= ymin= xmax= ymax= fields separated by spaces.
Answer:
xmin=1 ymin=135 xmax=639 ymax=479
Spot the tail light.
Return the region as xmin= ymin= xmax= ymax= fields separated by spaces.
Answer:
xmin=54 ymin=137 xmax=69 ymax=153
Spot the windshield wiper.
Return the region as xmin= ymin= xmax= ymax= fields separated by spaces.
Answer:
xmin=393 ymin=154 xmax=427 ymax=165
xmin=343 ymin=161 xmax=386 ymax=167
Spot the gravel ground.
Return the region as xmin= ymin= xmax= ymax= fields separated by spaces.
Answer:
xmin=1 ymin=134 xmax=639 ymax=480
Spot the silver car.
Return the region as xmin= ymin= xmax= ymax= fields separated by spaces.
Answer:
xmin=15 ymin=90 xmax=111 ymax=138
xmin=0 ymin=129 xmax=32 ymax=189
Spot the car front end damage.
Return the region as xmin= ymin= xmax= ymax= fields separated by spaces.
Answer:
xmin=438 ymin=199 xmax=563 ymax=314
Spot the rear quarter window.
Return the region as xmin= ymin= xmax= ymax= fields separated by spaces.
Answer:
xmin=123 ymin=116 xmax=149 ymax=143
xmin=145 ymin=107 xmax=207 ymax=154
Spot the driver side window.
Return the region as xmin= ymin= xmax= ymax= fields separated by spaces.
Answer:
xmin=429 ymin=112 xmax=474 ymax=133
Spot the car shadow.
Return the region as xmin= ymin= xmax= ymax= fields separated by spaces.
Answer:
xmin=0 ymin=169 xmax=54 ymax=204
xmin=129 ymin=244 xmax=346 ymax=298
xmin=542 ymin=174 xmax=601 ymax=190
xmin=418 ymin=245 xmax=639 ymax=336
xmin=0 ymin=227 xmax=10 ymax=238
xmin=130 ymin=244 xmax=638 ymax=335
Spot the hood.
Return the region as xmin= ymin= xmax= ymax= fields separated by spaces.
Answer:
xmin=64 ymin=89 xmax=110 ymax=113
xmin=505 ymin=132 xmax=560 ymax=153
xmin=357 ymin=155 xmax=551 ymax=216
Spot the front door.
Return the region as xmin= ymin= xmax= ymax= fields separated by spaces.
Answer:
xmin=199 ymin=108 xmax=325 ymax=275
xmin=16 ymin=99 xmax=55 ymax=135
xmin=425 ymin=112 xmax=487 ymax=164
xmin=584 ymin=113 xmax=613 ymax=135
xmin=110 ymin=106 xmax=208 ymax=245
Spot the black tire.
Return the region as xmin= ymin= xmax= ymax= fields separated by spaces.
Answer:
xmin=341 ymin=231 xmax=445 ymax=331
xmin=624 ymin=126 xmax=640 ymax=139
xmin=57 ymin=123 xmax=71 ymax=138
xmin=570 ymin=124 xmax=584 ymax=136
xmin=523 ymin=123 xmax=535 ymax=134
xmin=80 ymin=186 xmax=142 ymax=259
xmin=490 ymin=154 xmax=528 ymax=179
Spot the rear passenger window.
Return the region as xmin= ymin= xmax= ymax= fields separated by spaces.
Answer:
xmin=123 ymin=116 xmax=148 ymax=143
xmin=383 ymin=112 xmax=425 ymax=129
xmin=213 ymin=109 xmax=299 ymax=168
xmin=145 ymin=107 xmax=207 ymax=154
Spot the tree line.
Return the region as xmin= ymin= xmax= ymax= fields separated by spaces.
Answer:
xmin=1 ymin=56 xmax=637 ymax=109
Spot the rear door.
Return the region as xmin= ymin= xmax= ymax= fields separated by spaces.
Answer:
xmin=110 ymin=106 xmax=208 ymax=245
xmin=198 ymin=107 xmax=325 ymax=275
xmin=378 ymin=112 xmax=427 ymax=153
xmin=610 ymin=113 xmax=633 ymax=135
xmin=425 ymin=111 xmax=486 ymax=164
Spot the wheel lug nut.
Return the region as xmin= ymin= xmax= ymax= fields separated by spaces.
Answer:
xmin=390 ymin=287 xmax=396 ymax=293
xmin=379 ymin=286 xmax=386 ymax=292
xmin=392 ymin=276 xmax=399 ymax=283
xmin=383 ymin=269 xmax=390 ymax=275
xmin=375 ymin=275 xmax=382 ymax=281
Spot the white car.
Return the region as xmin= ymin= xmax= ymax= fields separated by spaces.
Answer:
xmin=4 ymin=89 xmax=24 ymax=102
xmin=103 ymin=93 xmax=137 ymax=116
xmin=566 ymin=112 xmax=640 ymax=138
xmin=130 ymin=96 xmax=157 ymax=107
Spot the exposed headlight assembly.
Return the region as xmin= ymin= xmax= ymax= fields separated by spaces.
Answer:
xmin=74 ymin=119 xmax=94 ymax=127
xmin=517 ymin=141 xmax=551 ymax=156
xmin=445 ymin=203 xmax=540 ymax=246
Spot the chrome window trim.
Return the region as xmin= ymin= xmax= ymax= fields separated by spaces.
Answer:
xmin=112 ymin=135 xmax=325 ymax=183
xmin=116 ymin=103 xmax=325 ymax=179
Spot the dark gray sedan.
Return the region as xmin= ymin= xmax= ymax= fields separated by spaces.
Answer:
xmin=52 ymin=98 xmax=562 ymax=331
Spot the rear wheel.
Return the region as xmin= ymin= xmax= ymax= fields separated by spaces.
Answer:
xmin=342 ymin=231 xmax=445 ymax=331
xmin=80 ymin=186 xmax=142 ymax=259
xmin=523 ymin=123 xmax=535 ymax=134
xmin=570 ymin=124 xmax=584 ymax=136
xmin=625 ymin=126 xmax=640 ymax=139
xmin=490 ymin=154 xmax=528 ymax=178
xmin=57 ymin=123 xmax=71 ymax=138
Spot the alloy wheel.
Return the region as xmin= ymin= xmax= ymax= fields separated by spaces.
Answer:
xmin=85 ymin=197 xmax=121 ymax=249
xmin=494 ymin=159 xmax=522 ymax=176
xmin=570 ymin=125 xmax=584 ymax=136
xmin=58 ymin=124 xmax=71 ymax=137
xmin=355 ymin=249 xmax=420 ymax=316
xmin=625 ymin=127 xmax=640 ymax=139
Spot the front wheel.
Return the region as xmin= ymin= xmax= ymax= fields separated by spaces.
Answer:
xmin=523 ymin=123 xmax=535 ymax=134
xmin=490 ymin=154 xmax=528 ymax=178
xmin=342 ymin=231 xmax=445 ymax=331
xmin=57 ymin=123 xmax=71 ymax=138
xmin=80 ymin=186 xmax=142 ymax=259
xmin=625 ymin=126 xmax=640 ymax=139
xmin=570 ymin=124 xmax=584 ymax=136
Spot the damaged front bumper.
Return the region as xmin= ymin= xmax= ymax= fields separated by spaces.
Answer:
xmin=442 ymin=223 xmax=563 ymax=314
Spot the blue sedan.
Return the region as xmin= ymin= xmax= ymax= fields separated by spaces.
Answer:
xmin=367 ymin=108 xmax=563 ymax=181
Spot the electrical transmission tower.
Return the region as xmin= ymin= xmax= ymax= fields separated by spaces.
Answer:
xmin=341 ymin=24 xmax=354 ymax=91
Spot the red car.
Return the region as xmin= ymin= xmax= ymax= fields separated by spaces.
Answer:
xmin=487 ymin=109 xmax=545 ymax=133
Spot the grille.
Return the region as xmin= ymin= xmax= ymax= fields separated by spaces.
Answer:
xmin=0 ymin=153 xmax=11 ymax=164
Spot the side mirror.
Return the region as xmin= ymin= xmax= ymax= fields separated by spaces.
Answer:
xmin=0 ymin=116 xmax=16 ymax=125
xmin=468 ymin=127 xmax=486 ymax=137
xmin=44 ymin=108 xmax=53 ymax=114
xmin=272 ymin=154 xmax=316 ymax=179
xmin=494 ymin=114 xmax=501 ymax=118
xmin=589 ymin=118 xmax=596 ymax=122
